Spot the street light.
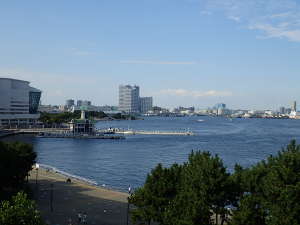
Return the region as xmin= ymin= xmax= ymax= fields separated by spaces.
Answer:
xmin=126 ymin=185 xmax=131 ymax=225
xmin=35 ymin=163 xmax=39 ymax=185
xmin=35 ymin=163 xmax=39 ymax=200
xmin=50 ymin=183 xmax=54 ymax=212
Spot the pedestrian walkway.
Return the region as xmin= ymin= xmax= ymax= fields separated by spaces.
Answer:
xmin=28 ymin=169 xmax=130 ymax=225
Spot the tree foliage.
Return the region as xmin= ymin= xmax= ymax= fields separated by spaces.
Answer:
xmin=0 ymin=192 xmax=44 ymax=225
xmin=39 ymin=112 xmax=81 ymax=125
xmin=0 ymin=141 xmax=36 ymax=199
xmin=130 ymin=151 xmax=234 ymax=225
xmin=130 ymin=163 xmax=182 ymax=225
xmin=130 ymin=140 xmax=300 ymax=225
xmin=231 ymin=139 xmax=300 ymax=225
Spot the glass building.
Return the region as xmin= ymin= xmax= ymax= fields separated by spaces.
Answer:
xmin=29 ymin=88 xmax=42 ymax=114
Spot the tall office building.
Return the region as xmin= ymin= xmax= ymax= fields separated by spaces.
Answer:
xmin=279 ymin=107 xmax=285 ymax=114
xmin=119 ymin=85 xmax=140 ymax=113
xmin=140 ymin=97 xmax=153 ymax=113
xmin=65 ymin=99 xmax=75 ymax=108
xmin=0 ymin=78 xmax=41 ymax=127
xmin=292 ymin=101 xmax=297 ymax=112
xmin=77 ymin=100 xmax=83 ymax=107
xmin=214 ymin=103 xmax=226 ymax=110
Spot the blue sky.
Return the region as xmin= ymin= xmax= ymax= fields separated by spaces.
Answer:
xmin=1 ymin=0 xmax=300 ymax=109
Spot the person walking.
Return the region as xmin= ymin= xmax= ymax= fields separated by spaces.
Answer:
xmin=77 ymin=212 xmax=82 ymax=223
xmin=68 ymin=218 xmax=73 ymax=225
xmin=82 ymin=212 xmax=87 ymax=224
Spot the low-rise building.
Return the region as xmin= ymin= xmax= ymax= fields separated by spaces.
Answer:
xmin=69 ymin=111 xmax=95 ymax=134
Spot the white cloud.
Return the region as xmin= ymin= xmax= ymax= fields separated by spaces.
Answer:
xmin=201 ymin=0 xmax=300 ymax=42
xmin=157 ymin=89 xmax=232 ymax=98
xmin=120 ymin=60 xmax=197 ymax=65
xmin=249 ymin=23 xmax=300 ymax=42
xmin=228 ymin=15 xmax=241 ymax=22
xmin=70 ymin=48 xmax=94 ymax=56
xmin=200 ymin=10 xmax=212 ymax=15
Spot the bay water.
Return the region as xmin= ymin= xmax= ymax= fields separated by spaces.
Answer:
xmin=4 ymin=116 xmax=300 ymax=192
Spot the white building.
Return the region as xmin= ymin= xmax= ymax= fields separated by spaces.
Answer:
xmin=119 ymin=85 xmax=140 ymax=113
xmin=140 ymin=97 xmax=153 ymax=113
xmin=0 ymin=78 xmax=41 ymax=128
xmin=290 ymin=111 xmax=300 ymax=119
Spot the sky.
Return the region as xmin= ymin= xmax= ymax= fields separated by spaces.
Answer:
xmin=0 ymin=0 xmax=300 ymax=110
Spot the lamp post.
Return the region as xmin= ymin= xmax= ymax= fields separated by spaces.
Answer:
xmin=35 ymin=163 xmax=39 ymax=185
xmin=50 ymin=183 xmax=54 ymax=212
xmin=35 ymin=163 xmax=39 ymax=200
xmin=126 ymin=185 xmax=131 ymax=225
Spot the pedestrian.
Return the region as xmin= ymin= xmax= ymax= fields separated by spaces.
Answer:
xmin=78 ymin=212 xmax=82 ymax=223
xmin=82 ymin=212 xmax=87 ymax=224
xmin=68 ymin=218 xmax=73 ymax=225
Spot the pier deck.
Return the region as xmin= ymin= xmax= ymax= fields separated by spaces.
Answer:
xmin=114 ymin=130 xmax=194 ymax=136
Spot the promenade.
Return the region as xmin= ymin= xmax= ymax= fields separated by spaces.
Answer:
xmin=28 ymin=168 xmax=131 ymax=225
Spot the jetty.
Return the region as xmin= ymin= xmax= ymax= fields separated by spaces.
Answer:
xmin=112 ymin=129 xmax=194 ymax=136
xmin=0 ymin=111 xmax=125 ymax=140
xmin=0 ymin=128 xmax=125 ymax=139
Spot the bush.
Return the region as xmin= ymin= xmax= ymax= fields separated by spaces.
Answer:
xmin=0 ymin=192 xmax=44 ymax=225
xmin=0 ymin=142 xmax=36 ymax=200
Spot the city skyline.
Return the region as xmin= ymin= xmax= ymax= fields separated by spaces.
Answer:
xmin=1 ymin=0 xmax=300 ymax=109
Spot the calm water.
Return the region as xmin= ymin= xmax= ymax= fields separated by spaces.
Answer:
xmin=4 ymin=116 xmax=300 ymax=192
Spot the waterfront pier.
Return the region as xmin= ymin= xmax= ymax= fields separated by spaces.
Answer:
xmin=113 ymin=129 xmax=194 ymax=136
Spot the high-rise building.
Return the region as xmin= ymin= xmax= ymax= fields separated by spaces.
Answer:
xmin=279 ymin=107 xmax=285 ymax=114
xmin=140 ymin=97 xmax=153 ymax=113
xmin=77 ymin=100 xmax=83 ymax=107
xmin=285 ymin=108 xmax=292 ymax=114
xmin=213 ymin=103 xmax=226 ymax=110
xmin=119 ymin=85 xmax=140 ymax=113
xmin=292 ymin=101 xmax=297 ymax=112
xmin=65 ymin=99 xmax=75 ymax=108
xmin=0 ymin=78 xmax=41 ymax=127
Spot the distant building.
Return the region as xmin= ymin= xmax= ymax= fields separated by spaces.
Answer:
xmin=77 ymin=100 xmax=83 ymax=107
xmin=82 ymin=100 xmax=91 ymax=106
xmin=65 ymin=99 xmax=75 ymax=108
xmin=140 ymin=97 xmax=153 ymax=113
xmin=38 ymin=105 xmax=61 ymax=114
xmin=0 ymin=78 xmax=41 ymax=127
xmin=213 ymin=103 xmax=226 ymax=110
xmin=292 ymin=101 xmax=297 ymax=112
xmin=285 ymin=108 xmax=292 ymax=114
xmin=119 ymin=85 xmax=140 ymax=113
xmin=279 ymin=107 xmax=285 ymax=114
xmin=59 ymin=105 xmax=68 ymax=112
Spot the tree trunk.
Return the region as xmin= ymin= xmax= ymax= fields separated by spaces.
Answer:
xmin=221 ymin=218 xmax=225 ymax=225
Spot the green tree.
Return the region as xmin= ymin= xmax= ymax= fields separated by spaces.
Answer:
xmin=231 ymin=140 xmax=300 ymax=225
xmin=129 ymin=163 xmax=182 ymax=225
xmin=0 ymin=142 xmax=36 ymax=199
xmin=0 ymin=192 xmax=43 ymax=225
xmin=170 ymin=151 xmax=234 ymax=225
xmin=39 ymin=112 xmax=81 ymax=125
xmin=130 ymin=151 xmax=235 ymax=225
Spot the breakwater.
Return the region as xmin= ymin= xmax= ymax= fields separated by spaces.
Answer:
xmin=2 ymin=128 xmax=125 ymax=139
xmin=114 ymin=129 xmax=194 ymax=135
